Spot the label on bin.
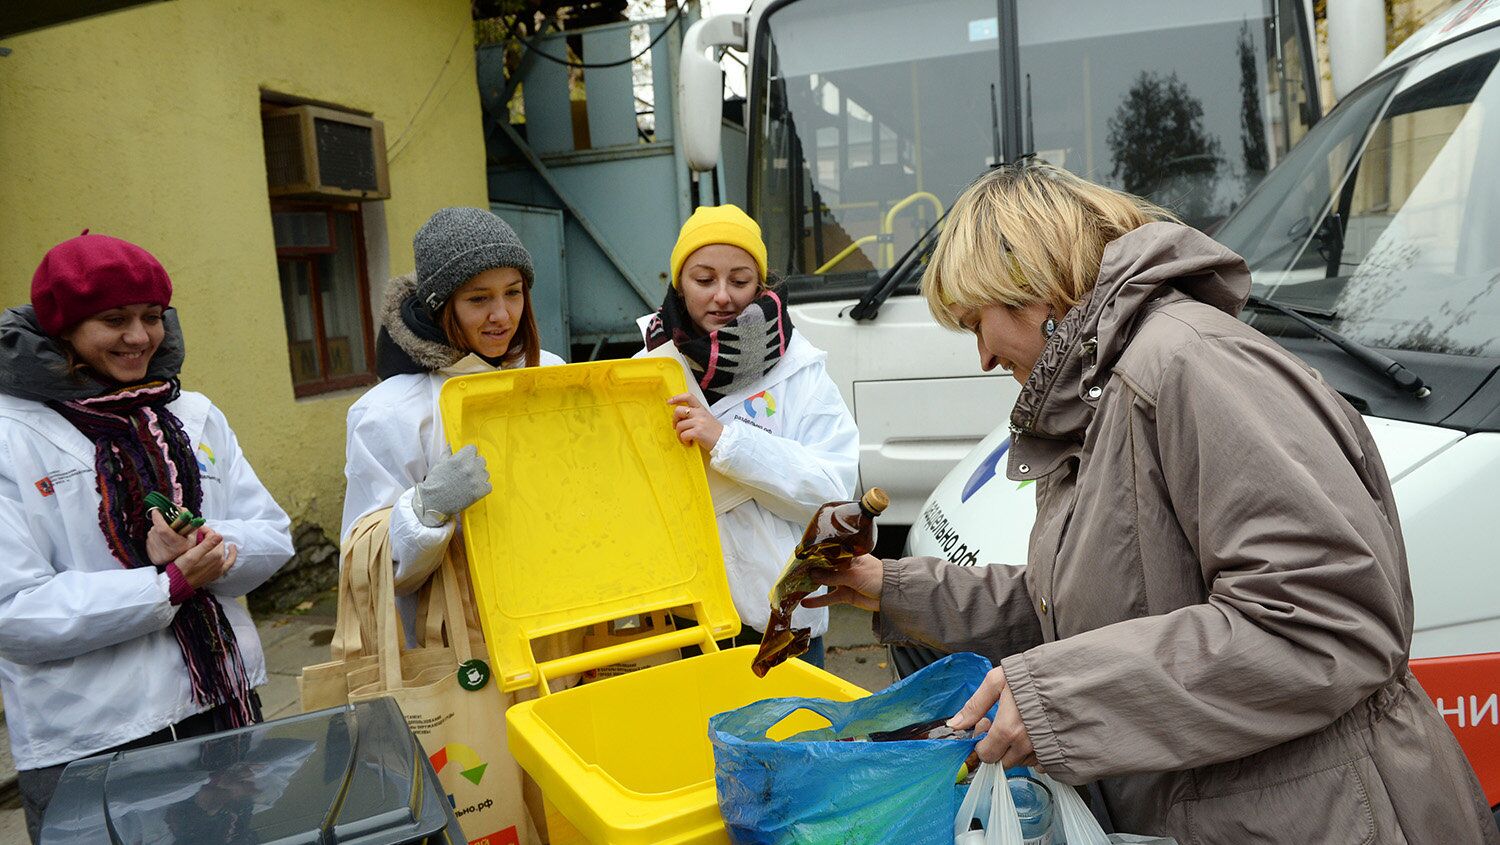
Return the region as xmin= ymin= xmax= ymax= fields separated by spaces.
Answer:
xmin=458 ymin=659 xmax=492 ymax=691
xmin=471 ymin=826 xmax=520 ymax=845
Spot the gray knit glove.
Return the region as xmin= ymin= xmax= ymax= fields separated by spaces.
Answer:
xmin=411 ymin=445 xmax=492 ymax=528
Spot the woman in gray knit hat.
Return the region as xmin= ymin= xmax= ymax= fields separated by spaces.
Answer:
xmin=338 ymin=207 xmax=572 ymax=843
xmin=340 ymin=207 xmax=565 ymax=647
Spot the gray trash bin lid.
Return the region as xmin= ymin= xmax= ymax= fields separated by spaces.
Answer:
xmin=40 ymin=696 xmax=462 ymax=845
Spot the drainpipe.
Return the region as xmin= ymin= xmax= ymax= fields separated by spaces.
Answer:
xmin=1327 ymin=0 xmax=1387 ymax=99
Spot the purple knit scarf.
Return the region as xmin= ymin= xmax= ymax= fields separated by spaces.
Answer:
xmin=50 ymin=379 xmax=256 ymax=728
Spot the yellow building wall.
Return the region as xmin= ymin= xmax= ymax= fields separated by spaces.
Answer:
xmin=0 ymin=0 xmax=490 ymax=535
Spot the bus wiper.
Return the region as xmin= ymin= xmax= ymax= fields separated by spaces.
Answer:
xmin=1244 ymin=293 xmax=1430 ymax=398
xmin=849 ymin=210 xmax=948 ymax=321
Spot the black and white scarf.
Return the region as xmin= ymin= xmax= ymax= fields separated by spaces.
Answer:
xmin=644 ymin=287 xmax=794 ymax=406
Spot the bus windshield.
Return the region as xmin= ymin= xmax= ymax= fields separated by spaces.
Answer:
xmin=750 ymin=0 xmax=1317 ymax=296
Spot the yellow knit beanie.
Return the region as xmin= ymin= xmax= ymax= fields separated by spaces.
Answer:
xmin=670 ymin=204 xmax=768 ymax=288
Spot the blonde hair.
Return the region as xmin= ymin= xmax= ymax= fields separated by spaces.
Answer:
xmin=922 ymin=161 xmax=1176 ymax=330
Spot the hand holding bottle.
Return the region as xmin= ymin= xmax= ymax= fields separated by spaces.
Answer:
xmin=147 ymin=509 xmax=196 ymax=566
xmin=803 ymin=554 xmax=884 ymax=612
xmin=173 ymin=529 xmax=238 ymax=589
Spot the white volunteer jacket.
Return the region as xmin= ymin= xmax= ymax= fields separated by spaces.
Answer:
xmin=341 ymin=351 xmax=565 ymax=640
xmin=0 ymin=391 xmax=293 ymax=770
xmin=635 ymin=316 xmax=860 ymax=637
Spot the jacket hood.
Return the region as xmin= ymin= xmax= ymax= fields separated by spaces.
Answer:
xmin=374 ymin=273 xmax=465 ymax=379
xmin=0 ymin=304 xmax=187 ymax=403
xmin=1009 ymin=222 xmax=1250 ymax=478
xmin=1089 ymin=222 xmax=1250 ymax=371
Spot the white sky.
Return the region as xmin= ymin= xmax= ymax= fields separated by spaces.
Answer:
xmin=697 ymin=0 xmax=754 ymax=97
xmin=700 ymin=0 xmax=753 ymax=14
xmin=626 ymin=0 xmax=755 ymax=98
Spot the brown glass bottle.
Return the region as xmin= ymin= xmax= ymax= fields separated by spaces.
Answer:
xmin=752 ymin=488 xmax=889 ymax=677
xmin=835 ymin=717 xmax=974 ymax=743
xmin=831 ymin=715 xmax=983 ymax=785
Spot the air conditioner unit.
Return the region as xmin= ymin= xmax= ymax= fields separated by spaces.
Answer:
xmin=262 ymin=105 xmax=390 ymax=201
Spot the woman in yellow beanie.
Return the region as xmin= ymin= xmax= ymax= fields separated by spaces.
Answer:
xmin=637 ymin=204 xmax=859 ymax=666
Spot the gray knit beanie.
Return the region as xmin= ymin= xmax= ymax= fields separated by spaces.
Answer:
xmin=413 ymin=207 xmax=535 ymax=312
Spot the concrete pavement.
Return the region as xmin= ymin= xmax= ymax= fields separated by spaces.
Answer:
xmin=823 ymin=602 xmax=900 ymax=693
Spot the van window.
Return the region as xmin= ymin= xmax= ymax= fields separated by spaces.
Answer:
xmin=1218 ymin=34 xmax=1500 ymax=357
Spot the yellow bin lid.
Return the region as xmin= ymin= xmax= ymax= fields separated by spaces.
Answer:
xmin=439 ymin=358 xmax=740 ymax=693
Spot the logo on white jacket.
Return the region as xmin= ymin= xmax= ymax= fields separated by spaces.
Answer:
xmin=33 ymin=468 xmax=89 ymax=497
xmin=742 ymin=390 xmax=777 ymax=419
xmin=733 ymin=390 xmax=780 ymax=435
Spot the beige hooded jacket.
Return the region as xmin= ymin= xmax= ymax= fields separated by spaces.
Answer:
xmin=877 ymin=223 xmax=1497 ymax=844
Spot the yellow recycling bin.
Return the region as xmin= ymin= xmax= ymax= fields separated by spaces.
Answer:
xmin=440 ymin=358 xmax=867 ymax=845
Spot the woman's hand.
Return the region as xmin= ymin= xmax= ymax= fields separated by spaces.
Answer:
xmin=147 ymin=509 xmax=195 ymax=566
xmin=173 ymin=529 xmax=238 ymax=589
xmin=668 ymin=393 xmax=724 ymax=450
xmin=949 ymin=666 xmax=1037 ymax=767
xmin=803 ymin=554 xmax=884 ymax=612
xmin=412 ymin=444 xmax=492 ymax=528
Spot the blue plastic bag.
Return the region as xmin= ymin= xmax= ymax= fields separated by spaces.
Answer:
xmin=709 ymin=652 xmax=995 ymax=845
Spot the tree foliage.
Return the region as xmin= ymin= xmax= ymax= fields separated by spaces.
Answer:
xmin=1238 ymin=21 xmax=1269 ymax=189
xmin=1106 ymin=71 xmax=1223 ymax=222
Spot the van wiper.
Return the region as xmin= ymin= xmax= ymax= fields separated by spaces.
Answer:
xmin=1270 ymin=299 xmax=1338 ymax=320
xmin=1244 ymin=293 xmax=1430 ymax=398
xmin=849 ymin=211 xmax=948 ymax=321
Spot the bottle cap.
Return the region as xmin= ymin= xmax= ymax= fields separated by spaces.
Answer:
xmin=860 ymin=487 xmax=890 ymax=515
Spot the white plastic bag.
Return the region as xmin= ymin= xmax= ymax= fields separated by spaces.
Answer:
xmin=955 ymin=762 xmax=1025 ymax=845
xmin=1036 ymin=773 xmax=1108 ymax=845
xmin=1034 ymin=773 xmax=1179 ymax=845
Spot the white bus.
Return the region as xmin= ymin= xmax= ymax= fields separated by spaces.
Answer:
xmin=680 ymin=0 xmax=1323 ymax=522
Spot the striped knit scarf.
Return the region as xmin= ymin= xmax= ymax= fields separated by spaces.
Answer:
xmin=49 ymin=379 xmax=256 ymax=728
xmin=644 ymin=287 xmax=794 ymax=406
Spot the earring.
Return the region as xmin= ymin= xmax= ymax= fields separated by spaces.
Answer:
xmin=1042 ymin=308 xmax=1057 ymax=338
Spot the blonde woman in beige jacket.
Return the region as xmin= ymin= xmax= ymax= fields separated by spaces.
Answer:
xmin=809 ymin=161 xmax=1498 ymax=844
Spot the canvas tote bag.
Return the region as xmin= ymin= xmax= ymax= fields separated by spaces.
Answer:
xmin=298 ymin=510 xmax=539 ymax=845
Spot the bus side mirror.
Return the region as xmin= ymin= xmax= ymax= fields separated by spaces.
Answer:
xmin=679 ymin=14 xmax=747 ymax=173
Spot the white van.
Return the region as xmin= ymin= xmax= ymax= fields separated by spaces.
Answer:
xmin=906 ymin=3 xmax=1500 ymax=817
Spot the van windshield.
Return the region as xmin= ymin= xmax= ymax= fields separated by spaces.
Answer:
xmin=1216 ymin=30 xmax=1500 ymax=358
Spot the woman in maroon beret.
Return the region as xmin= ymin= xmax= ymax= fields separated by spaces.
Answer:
xmin=0 ymin=232 xmax=294 ymax=842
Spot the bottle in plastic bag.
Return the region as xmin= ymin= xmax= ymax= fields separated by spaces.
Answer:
xmin=835 ymin=716 xmax=973 ymax=743
xmin=1011 ymin=776 xmax=1056 ymax=845
xmin=957 ymin=766 xmax=1057 ymax=845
